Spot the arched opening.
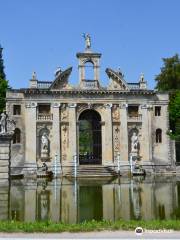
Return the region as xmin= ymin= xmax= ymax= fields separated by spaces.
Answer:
xmin=156 ymin=128 xmax=162 ymax=143
xmin=13 ymin=128 xmax=21 ymax=144
xmin=79 ymin=109 xmax=102 ymax=164
xmin=84 ymin=61 xmax=94 ymax=80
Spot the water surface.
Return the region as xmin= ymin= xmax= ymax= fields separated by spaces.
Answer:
xmin=1 ymin=176 xmax=180 ymax=223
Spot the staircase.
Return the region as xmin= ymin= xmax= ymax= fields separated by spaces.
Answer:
xmin=64 ymin=165 xmax=118 ymax=178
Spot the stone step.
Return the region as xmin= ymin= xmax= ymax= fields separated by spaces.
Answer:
xmin=65 ymin=166 xmax=118 ymax=177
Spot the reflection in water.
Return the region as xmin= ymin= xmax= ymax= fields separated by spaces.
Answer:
xmin=36 ymin=181 xmax=50 ymax=221
xmin=79 ymin=186 xmax=102 ymax=222
xmin=130 ymin=179 xmax=142 ymax=220
xmin=0 ymin=177 xmax=180 ymax=223
xmin=37 ymin=190 xmax=50 ymax=221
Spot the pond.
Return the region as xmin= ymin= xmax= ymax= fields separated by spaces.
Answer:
xmin=1 ymin=176 xmax=180 ymax=223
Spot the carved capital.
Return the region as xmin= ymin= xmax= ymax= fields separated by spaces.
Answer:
xmin=68 ymin=103 xmax=77 ymax=108
xmin=141 ymin=104 xmax=153 ymax=110
xmin=105 ymin=103 xmax=112 ymax=109
xmin=25 ymin=102 xmax=37 ymax=108
xmin=120 ymin=103 xmax=128 ymax=109
xmin=52 ymin=103 xmax=61 ymax=108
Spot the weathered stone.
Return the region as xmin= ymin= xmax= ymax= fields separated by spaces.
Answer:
xmin=3 ymin=44 xmax=176 ymax=176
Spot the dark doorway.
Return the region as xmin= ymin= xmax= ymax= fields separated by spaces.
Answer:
xmin=79 ymin=109 xmax=102 ymax=164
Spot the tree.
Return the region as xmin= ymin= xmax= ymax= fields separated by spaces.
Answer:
xmin=155 ymin=54 xmax=180 ymax=142
xmin=169 ymin=91 xmax=180 ymax=140
xmin=155 ymin=54 xmax=180 ymax=91
xmin=0 ymin=45 xmax=8 ymax=112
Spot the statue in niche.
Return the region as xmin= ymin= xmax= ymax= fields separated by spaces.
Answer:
xmin=0 ymin=111 xmax=7 ymax=133
xmin=83 ymin=33 xmax=91 ymax=49
xmin=41 ymin=132 xmax=49 ymax=158
xmin=131 ymin=132 xmax=139 ymax=153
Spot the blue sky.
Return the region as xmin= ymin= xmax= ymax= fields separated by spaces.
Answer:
xmin=1 ymin=0 xmax=180 ymax=89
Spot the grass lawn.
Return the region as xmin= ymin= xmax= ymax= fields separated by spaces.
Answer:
xmin=0 ymin=220 xmax=180 ymax=232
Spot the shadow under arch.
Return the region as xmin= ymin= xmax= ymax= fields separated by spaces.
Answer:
xmin=78 ymin=109 xmax=102 ymax=165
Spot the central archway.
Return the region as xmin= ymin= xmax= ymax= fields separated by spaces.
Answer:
xmin=78 ymin=109 xmax=102 ymax=165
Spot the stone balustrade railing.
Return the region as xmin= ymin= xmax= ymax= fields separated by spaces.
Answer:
xmin=127 ymin=114 xmax=142 ymax=122
xmin=81 ymin=79 xmax=99 ymax=89
xmin=37 ymin=114 xmax=53 ymax=121
xmin=37 ymin=81 xmax=52 ymax=89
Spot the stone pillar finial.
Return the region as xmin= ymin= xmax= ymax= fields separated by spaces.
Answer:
xmin=32 ymin=71 xmax=37 ymax=80
xmin=139 ymin=72 xmax=145 ymax=82
xmin=139 ymin=73 xmax=147 ymax=89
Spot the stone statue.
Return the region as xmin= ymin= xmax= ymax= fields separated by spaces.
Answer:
xmin=54 ymin=67 xmax=62 ymax=77
xmin=41 ymin=132 xmax=49 ymax=158
xmin=32 ymin=71 xmax=37 ymax=80
xmin=117 ymin=68 xmax=124 ymax=78
xmin=83 ymin=33 xmax=91 ymax=49
xmin=131 ymin=132 xmax=139 ymax=153
xmin=0 ymin=111 xmax=7 ymax=134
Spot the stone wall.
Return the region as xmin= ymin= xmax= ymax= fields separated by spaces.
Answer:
xmin=6 ymin=89 xmax=176 ymax=175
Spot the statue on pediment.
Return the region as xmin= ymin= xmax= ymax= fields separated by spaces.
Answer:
xmin=54 ymin=67 xmax=62 ymax=77
xmin=83 ymin=33 xmax=91 ymax=49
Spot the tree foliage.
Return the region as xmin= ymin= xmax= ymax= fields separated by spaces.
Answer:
xmin=155 ymin=54 xmax=180 ymax=141
xmin=169 ymin=91 xmax=180 ymax=140
xmin=155 ymin=54 xmax=180 ymax=91
xmin=0 ymin=45 xmax=8 ymax=112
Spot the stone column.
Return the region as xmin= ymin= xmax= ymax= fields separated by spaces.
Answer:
xmin=78 ymin=59 xmax=85 ymax=84
xmin=51 ymin=103 xmax=61 ymax=169
xmin=119 ymin=103 xmax=128 ymax=162
xmin=141 ymin=104 xmax=152 ymax=162
xmin=103 ymin=104 xmax=113 ymax=165
xmin=68 ymin=104 xmax=77 ymax=163
xmin=24 ymin=102 xmax=37 ymax=175
xmin=94 ymin=59 xmax=100 ymax=81
xmin=148 ymin=107 xmax=153 ymax=161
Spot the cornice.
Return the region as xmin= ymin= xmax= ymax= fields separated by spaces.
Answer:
xmin=17 ymin=88 xmax=155 ymax=96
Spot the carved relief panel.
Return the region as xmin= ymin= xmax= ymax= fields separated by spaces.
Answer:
xmin=61 ymin=104 xmax=69 ymax=121
xmin=113 ymin=125 xmax=120 ymax=157
xmin=112 ymin=105 xmax=120 ymax=158
xmin=112 ymin=104 xmax=120 ymax=122
xmin=60 ymin=104 xmax=69 ymax=162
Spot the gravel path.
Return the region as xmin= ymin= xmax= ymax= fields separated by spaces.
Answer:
xmin=0 ymin=230 xmax=179 ymax=239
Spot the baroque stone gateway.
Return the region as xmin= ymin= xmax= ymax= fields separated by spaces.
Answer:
xmin=5 ymin=39 xmax=176 ymax=177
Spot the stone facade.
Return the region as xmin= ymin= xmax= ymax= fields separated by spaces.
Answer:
xmin=6 ymin=46 xmax=176 ymax=176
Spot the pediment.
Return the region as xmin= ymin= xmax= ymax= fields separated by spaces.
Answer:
xmin=106 ymin=68 xmax=129 ymax=90
xmin=49 ymin=67 xmax=72 ymax=90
